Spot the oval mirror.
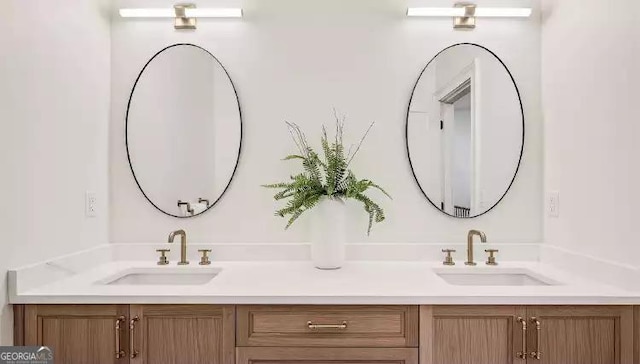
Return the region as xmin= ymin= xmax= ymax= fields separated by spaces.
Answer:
xmin=126 ymin=43 xmax=242 ymax=218
xmin=406 ymin=43 xmax=524 ymax=218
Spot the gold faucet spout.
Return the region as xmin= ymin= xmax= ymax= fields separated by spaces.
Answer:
xmin=465 ymin=230 xmax=487 ymax=266
xmin=168 ymin=230 xmax=189 ymax=265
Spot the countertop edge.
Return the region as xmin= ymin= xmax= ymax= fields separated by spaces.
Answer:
xmin=10 ymin=295 xmax=640 ymax=306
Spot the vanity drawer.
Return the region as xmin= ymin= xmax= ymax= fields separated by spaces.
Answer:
xmin=236 ymin=305 xmax=419 ymax=347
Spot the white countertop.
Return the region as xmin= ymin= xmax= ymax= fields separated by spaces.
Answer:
xmin=9 ymin=260 xmax=640 ymax=305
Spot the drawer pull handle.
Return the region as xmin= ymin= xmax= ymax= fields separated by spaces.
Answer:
xmin=115 ymin=316 xmax=125 ymax=359
xmin=530 ymin=317 xmax=541 ymax=360
xmin=129 ymin=316 xmax=139 ymax=359
xmin=307 ymin=321 xmax=348 ymax=330
xmin=516 ymin=317 xmax=527 ymax=360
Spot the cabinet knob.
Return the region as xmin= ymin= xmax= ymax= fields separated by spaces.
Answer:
xmin=442 ymin=249 xmax=456 ymax=266
xmin=198 ymin=249 xmax=212 ymax=265
xmin=156 ymin=249 xmax=170 ymax=266
xmin=485 ymin=249 xmax=499 ymax=266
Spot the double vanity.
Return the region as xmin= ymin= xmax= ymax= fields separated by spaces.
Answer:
xmin=7 ymin=22 xmax=638 ymax=364
xmin=9 ymin=230 xmax=640 ymax=364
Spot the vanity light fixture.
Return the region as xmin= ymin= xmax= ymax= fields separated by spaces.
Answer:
xmin=119 ymin=4 xmax=242 ymax=30
xmin=407 ymin=3 xmax=532 ymax=29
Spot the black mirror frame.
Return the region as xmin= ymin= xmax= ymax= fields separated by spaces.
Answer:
xmin=125 ymin=43 xmax=243 ymax=219
xmin=405 ymin=43 xmax=525 ymax=219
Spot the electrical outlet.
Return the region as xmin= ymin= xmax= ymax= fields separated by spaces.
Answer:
xmin=548 ymin=191 xmax=560 ymax=218
xmin=85 ymin=191 xmax=97 ymax=217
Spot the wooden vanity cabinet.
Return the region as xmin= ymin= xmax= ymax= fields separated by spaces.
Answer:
xmin=19 ymin=305 xmax=235 ymax=364
xmin=421 ymin=305 xmax=635 ymax=364
xmin=236 ymin=305 xmax=420 ymax=363
xmin=16 ymin=304 xmax=638 ymax=364
xmin=129 ymin=305 xmax=235 ymax=364
xmin=22 ymin=305 xmax=130 ymax=364
xmin=527 ymin=306 xmax=634 ymax=364
xmin=420 ymin=306 xmax=526 ymax=364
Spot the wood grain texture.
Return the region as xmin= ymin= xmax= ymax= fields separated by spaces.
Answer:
xmin=13 ymin=304 xmax=24 ymax=346
xmin=237 ymin=305 xmax=419 ymax=348
xmin=236 ymin=347 xmax=419 ymax=364
xmin=635 ymin=306 xmax=639 ymax=364
xmin=428 ymin=306 xmax=526 ymax=364
xmin=24 ymin=305 xmax=129 ymax=364
xmin=528 ymin=306 xmax=634 ymax=364
xmin=419 ymin=306 xmax=433 ymax=364
xmin=130 ymin=305 xmax=234 ymax=364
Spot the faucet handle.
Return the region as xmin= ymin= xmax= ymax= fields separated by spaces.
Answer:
xmin=485 ymin=249 xmax=499 ymax=266
xmin=198 ymin=249 xmax=212 ymax=266
xmin=442 ymin=249 xmax=456 ymax=266
xmin=156 ymin=249 xmax=170 ymax=266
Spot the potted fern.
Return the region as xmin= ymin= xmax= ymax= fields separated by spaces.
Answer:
xmin=263 ymin=115 xmax=390 ymax=269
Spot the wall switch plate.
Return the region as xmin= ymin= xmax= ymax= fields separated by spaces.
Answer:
xmin=547 ymin=191 xmax=560 ymax=218
xmin=85 ymin=191 xmax=97 ymax=217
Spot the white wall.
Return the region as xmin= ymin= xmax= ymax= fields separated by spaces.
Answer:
xmin=0 ymin=0 xmax=111 ymax=345
xmin=111 ymin=0 xmax=543 ymax=244
xmin=542 ymin=0 xmax=640 ymax=267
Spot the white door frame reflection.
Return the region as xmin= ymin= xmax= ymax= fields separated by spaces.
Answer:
xmin=434 ymin=60 xmax=478 ymax=217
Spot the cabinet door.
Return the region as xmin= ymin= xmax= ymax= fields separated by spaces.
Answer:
xmin=526 ymin=306 xmax=634 ymax=364
xmin=237 ymin=347 xmax=419 ymax=364
xmin=421 ymin=306 xmax=527 ymax=364
xmin=24 ymin=305 xmax=130 ymax=364
xmin=129 ymin=305 xmax=234 ymax=364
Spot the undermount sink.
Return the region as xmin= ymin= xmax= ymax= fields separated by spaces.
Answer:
xmin=434 ymin=268 xmax=558 ymax=286
xmin=99 ymin=267 xmax=222 ymax=286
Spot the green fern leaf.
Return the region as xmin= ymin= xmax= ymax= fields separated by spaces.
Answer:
xmin=283 ymin=155 xmax=305 ymax=161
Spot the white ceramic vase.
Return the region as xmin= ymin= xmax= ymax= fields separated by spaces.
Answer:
xmin=311 ymin=196 xmax=346 ymax=270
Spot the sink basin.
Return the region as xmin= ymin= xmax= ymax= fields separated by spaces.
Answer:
xmin=99 ymin=267 xmax=221 ymax=286
xmin=435 ymin=268 xmax=557 ymax=286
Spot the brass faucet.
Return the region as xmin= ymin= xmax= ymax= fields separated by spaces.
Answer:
xmin=465 ymin=230 xmax=487 ymax=266
xmin=168 ymin=230 xmax=189 ymax=265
